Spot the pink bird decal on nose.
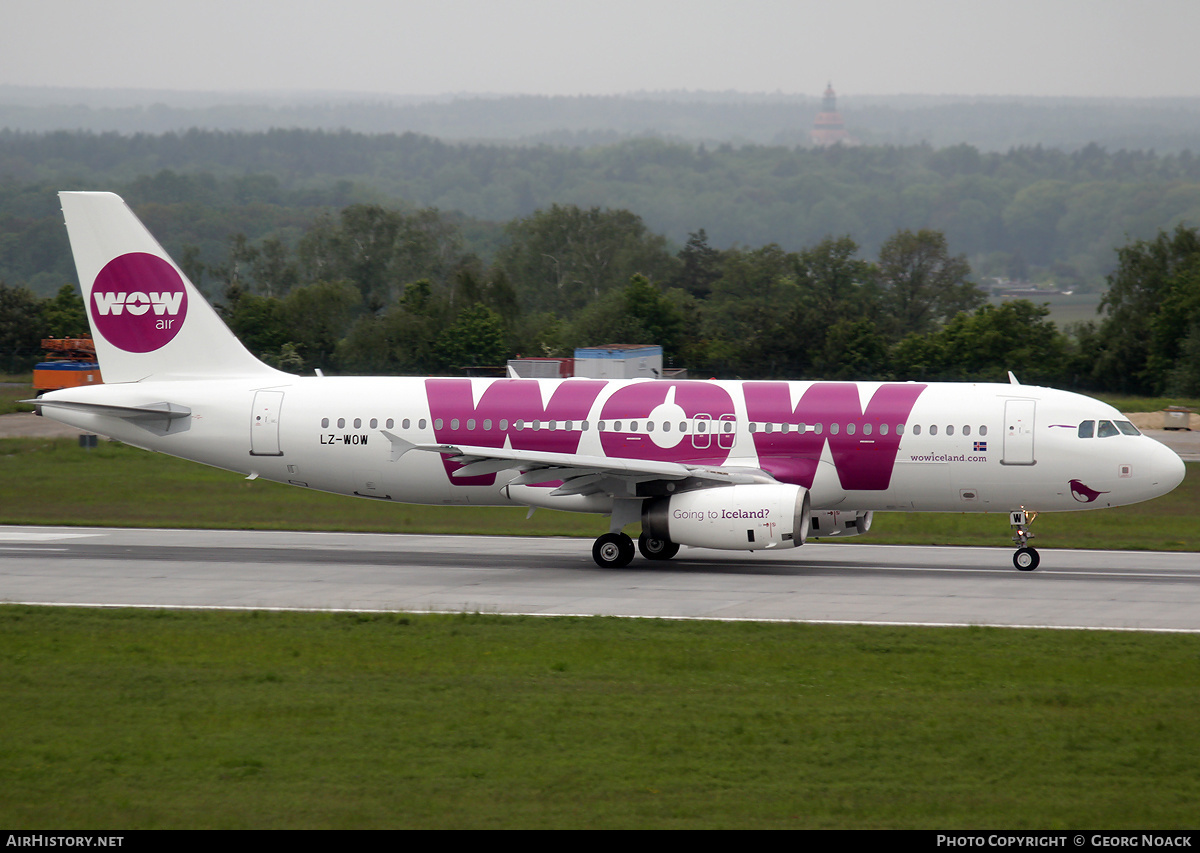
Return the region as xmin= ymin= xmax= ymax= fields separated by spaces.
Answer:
xmin=1069 ymin=479 xmax=1109 ymax=503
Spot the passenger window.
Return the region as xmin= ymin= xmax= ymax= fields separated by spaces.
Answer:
xmin=979 ymin=425 xmax=987 ymax=436
xmin=451 ymin=419 xmax=460 ymax=430
xmin=467 ymin=419 xmax=476 ymax=430
xmin=370 ymin=418 xmax=378 ymax=429
xmin=895 ymin=424 xmax=904 ymax=435
xmin=830 ymin=423 xmax=840 ymax=435
xmin=499 ymin=419 xmax=508 ymax=430
xmin=930 ymin=425 xmax=938 ymax=436
xmin=946 ymin=425 xmax=954 ymax=436
xmin=963 ymin=425 xmax=970 ymax=436
xmin=1078 ymin=420 xmax=1095 ymax=438
xmin=434 ymin=418 xmax=443 ymax=430
xmin=1097 ymin=420 xmax=1119 ymax=438
xmin=846 ymin=423 xmax=855 ymax=435
xmin=913 ymin=424 xmax=921 ymax=435
xmin=337 ymin=418 xmax=346 ymax=429
xmin=749 ymin=423 xmax=758 ymax=433
xmin=321 ymin=417 xmax=329 ymax=428
xmin=354 ymin=418 xmax=362 ymax=429
xmin=879 ymin=424 xmax=888 ymax=436
xmin=862 ymin=423 xmax=872 ymax=435
xmin=483 ymin=419 xmax=492 ymax=430
xmin=419 ymin=419 xmax=427 ymax=430
xmin=581 ymin=421 xmax=589 ymax=431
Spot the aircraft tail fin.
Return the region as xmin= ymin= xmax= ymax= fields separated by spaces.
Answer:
xmin=59 ymin=191 xmax=286 ymax=383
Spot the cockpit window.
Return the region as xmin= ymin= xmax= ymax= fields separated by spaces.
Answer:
xmin=1078 ymin=420 xmax=1094 ymax=438
xmin=1116 ymin=420 xmax=1141 ymax=436
xmin=1097 ymin=420 xmax=1120 ymax=438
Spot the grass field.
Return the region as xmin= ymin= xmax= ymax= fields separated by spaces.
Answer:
xmin=0 ymin=377 xmax=35 ymax=416
xmin=2 ymin=607 xmax=1199 ymax=829
xmin=2 ymin=414 xmax=1197 ymax=828
xmin=0 ymin=437 xmax=1195 ymax=550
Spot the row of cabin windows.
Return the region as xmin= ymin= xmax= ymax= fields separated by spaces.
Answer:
xmin=320 ymin=416 xmax=989 ymax=437
xmin=321 ymin=417 xmax=411 ymax=430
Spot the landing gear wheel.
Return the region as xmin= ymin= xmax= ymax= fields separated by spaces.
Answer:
xmin=638 ymin=533 xmax=680 ymax=561
xmin=593 ymin=533 xmax=635 ymax=568
xmin=1013 ymin=546 xmax=1040 ymax=571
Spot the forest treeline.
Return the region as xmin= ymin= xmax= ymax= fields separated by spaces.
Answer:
xmin=4 ymin=89 xmax=1200 ymax=153
xmin=3 ymin=128 xmax=1200 ymax=293
xmin=4 ymin=199 xmax=1198 ymax=396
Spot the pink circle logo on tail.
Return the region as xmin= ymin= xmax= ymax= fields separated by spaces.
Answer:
xmin=90 ymin=253 xmax=189 ymax=353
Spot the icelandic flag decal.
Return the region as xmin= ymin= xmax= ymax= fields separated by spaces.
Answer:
xmin=973 ymin=441 xmax=988 ymax=452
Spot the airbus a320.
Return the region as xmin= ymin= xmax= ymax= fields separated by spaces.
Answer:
xmin=33 ymin=193 xmax=1187 ymax=571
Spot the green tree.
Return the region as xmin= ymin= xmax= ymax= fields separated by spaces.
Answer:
xmin=569 ymin=274 xmax=685 ymax=359
xmin=876 ymin=229 xmax=984 ymax=339
xmin=672 ymin=229 xmax=722 ymax=298
xmin=890 ymin=300 xmax=1069 ymax=384
xmin=0 ymin=281 xmax=46 ymax=373
xmin=434 ymin=305 xmax=508 ymax=370
xmin=40 ymin=284 xmax=88 ymax=338
xmin=282 ymin=280 xmax=361 ymax=372
xmin=497 ymin=204 xmax=674 ymax=315
xmin=218 ymin=283 xmax=290 ymax=362
xmin=1095 ymin=225 xmax=1200 ymax=394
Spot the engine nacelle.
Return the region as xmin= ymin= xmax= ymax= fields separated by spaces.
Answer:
xmin=808 ymin=509 xmax=873 ymax=538
xmin=642 ymin=484 xmax=811 ymax=551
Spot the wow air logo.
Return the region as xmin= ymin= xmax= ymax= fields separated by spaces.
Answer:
xmin=425 ymin=378 xmax=928 ymax=492
xmin=89 ymin=253 xmax=188 ymax=353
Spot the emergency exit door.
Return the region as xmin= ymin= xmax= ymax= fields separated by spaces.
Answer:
xmin=1001 ymin=399 xmax=1036 ymax=465
xmin=250 ymin=390 xmax=284 ymax=456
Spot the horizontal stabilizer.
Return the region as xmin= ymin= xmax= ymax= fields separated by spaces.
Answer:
xmin=26 ymin=399 xmax=191 ymax=421
xmin=28 ymin=398 xmax=192 ymax=436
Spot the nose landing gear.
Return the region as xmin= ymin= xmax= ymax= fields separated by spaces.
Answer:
xmin=1010 ymin=510 xmax=1040 ymax=571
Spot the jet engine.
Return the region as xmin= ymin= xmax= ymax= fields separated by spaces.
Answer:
xmin=641 ymin=483 xmax=811 ymax=551
xmin=808 ymin=509 xmax=873 ymax=538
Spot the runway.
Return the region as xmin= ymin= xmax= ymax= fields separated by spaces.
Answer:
xmin=2 ymin=525 xmax=1198 ymax=632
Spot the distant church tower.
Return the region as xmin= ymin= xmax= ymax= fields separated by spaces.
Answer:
xmin=811 ymin=82 xmax=855 ymax=147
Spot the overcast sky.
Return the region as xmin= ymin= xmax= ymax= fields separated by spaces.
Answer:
xmin=4 ymin=0 xmax=1198 ymax=99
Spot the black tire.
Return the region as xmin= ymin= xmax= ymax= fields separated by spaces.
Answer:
xmin=593 ymin=533 xmax=635 ymax=568
xmin=1013 ymin=546 xmax=1040 ymax=571
xmin=638 ymin=533 xmax=680 ymax=561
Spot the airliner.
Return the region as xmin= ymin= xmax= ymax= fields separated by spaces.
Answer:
xmin=32 ymin=192 xmax=1186 ymax=571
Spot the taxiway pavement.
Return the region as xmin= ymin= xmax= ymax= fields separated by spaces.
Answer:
xmin=2 ymin=525 xmax=1198 ymax=632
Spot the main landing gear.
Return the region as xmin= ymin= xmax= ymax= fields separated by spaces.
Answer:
xmin=638 ymin=533 xmax=680 ymax=561
xmin=592 ymin=532 xmax=635 ymax=568
xmin=590 ymin=532 xmax=681 ymax=568
xmin=1010 ymin=510 xmax=1040 ymax=571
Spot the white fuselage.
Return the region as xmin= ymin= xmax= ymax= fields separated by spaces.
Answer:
xmin=39 ymin=375 xmax=1185 ymax=517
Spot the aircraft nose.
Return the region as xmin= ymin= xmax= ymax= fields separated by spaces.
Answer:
xmin=1152 ymin=441 xmax=1186 ymax=496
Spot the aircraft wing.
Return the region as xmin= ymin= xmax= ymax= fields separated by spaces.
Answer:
xmin=380 ymin=430 xmax=771 ymax=496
